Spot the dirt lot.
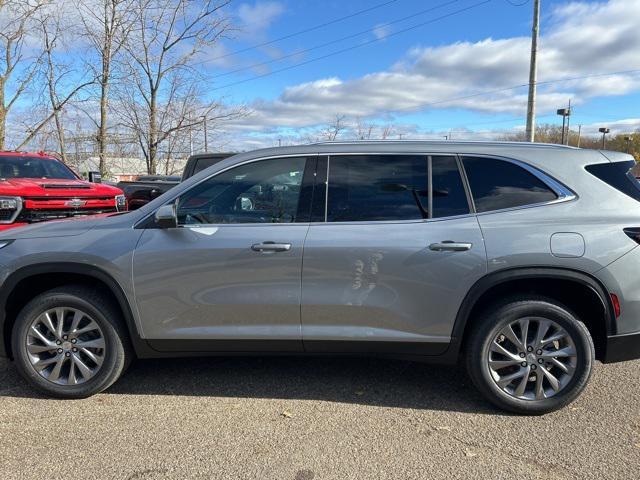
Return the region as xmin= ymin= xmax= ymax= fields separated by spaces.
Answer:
xmin=0 ymin=355 xmax=639 ymax=480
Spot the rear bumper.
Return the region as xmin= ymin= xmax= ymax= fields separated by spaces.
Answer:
xmin=603 ymin=331 xmax=640 ymax=363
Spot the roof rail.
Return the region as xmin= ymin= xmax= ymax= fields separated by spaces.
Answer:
xmin=309 ymin=140 xmax=579 ymax=149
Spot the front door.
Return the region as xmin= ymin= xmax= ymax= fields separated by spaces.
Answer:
xmin=301 ymin=154 xmax=487 ymax=355
xmin=133 ymin=156 xmax=313 ymax=352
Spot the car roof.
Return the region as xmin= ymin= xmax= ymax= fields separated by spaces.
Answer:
xmin=0 ymin=151 xmax=58 ymax=160
xmin=187 ymin=152 xmax=236 ymax=161
xmin=227 ymin=140 xmax=580 ymax=161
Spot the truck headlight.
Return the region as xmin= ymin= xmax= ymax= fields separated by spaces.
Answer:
xmin=115 ymin=194 xmax=127 ymax=210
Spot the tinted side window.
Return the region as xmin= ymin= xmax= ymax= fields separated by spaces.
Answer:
xmin=327 ymin=155 xmax=427 ymax=222
xmin=193 ymin=159 xmax=210 ymax=175
xmin=462 ymin=156 xmax=558 ymax=213
xmin=177 ymin=157 xmax=306 ymax=224
xmin=431 ymin=156 xmax=470 ymax=218
xmin=585 ymin=161 xmax=640 ymax=202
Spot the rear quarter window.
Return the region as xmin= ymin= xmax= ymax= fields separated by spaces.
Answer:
xmin=462 ymin=156 xmax=558 ymax=213
xmin=585 ymin=161 xmax=640 ymax=202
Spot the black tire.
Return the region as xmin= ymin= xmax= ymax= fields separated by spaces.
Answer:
xmin=466 ymin=296 xmax=595 ymax=415
xmin=11 ymin=285 xmax=132 ymax=399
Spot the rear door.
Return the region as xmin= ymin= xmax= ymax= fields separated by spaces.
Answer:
xmin=301 ymin=153 xmax=487 ymax=355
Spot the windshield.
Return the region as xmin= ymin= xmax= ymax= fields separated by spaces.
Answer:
xmin=0 ymin=155 xmax=78 ymax=180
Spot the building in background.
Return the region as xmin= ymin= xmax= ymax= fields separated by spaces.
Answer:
xmin=74 ymin=156 xmax=188 ymax=182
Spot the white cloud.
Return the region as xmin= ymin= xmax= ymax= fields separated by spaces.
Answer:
xmin=579 ymin=118 xmax=640 ymax=136
xmin=224 ymin=0 xmax=640 ymax=135
xmin=236 ymin=1 xmax=286 ymax=36
xmin=372 ymin=24 xmax=390 ymax=41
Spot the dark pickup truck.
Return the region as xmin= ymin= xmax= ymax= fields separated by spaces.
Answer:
xmin=118 ymin=153 xmax=234 ymax=210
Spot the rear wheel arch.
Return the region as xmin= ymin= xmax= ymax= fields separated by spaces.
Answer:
xmin=451 ymin=268 xmax=615 ymax=361
xmin=1 ymin=263 xmax=149 ymax=359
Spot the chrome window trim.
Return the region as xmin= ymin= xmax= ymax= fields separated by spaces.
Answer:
xmin=135 ymin=151 xmax=576 ymax=228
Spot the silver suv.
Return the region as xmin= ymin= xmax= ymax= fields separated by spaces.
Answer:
xmin=1 ymin=141 xmax=639 ymax=414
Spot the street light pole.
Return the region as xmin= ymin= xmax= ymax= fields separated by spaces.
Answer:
xmin=525 ymin=0 xmax=541 ymax=142
xmin=599 ymin=127 xmax=610 ymax=149
xmin=557 ymin=107 xmax=570 ymax=145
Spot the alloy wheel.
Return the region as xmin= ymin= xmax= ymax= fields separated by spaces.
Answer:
xmin=487 ymin=317 xmax=577 ymax=401
xmin=25 ymin=307 xmax=106 ymax=385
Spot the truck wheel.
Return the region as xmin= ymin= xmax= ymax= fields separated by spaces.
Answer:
xmin=11 ymin=285 xmax=132 ymax=398
xmin=466 ymin=296 xmax=594 ymax=415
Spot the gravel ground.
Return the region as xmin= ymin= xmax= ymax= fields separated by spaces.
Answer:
xmin=0 ymin=356 xmax=638 ymax=480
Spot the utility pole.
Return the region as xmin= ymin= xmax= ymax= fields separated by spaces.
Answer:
xmin=525 ymin=0 xmax=540 ymax=143
xmin=577 ymin=125 xmax=582 ymax=148
xmin=565 ymin=99 xmax=571 ymax=145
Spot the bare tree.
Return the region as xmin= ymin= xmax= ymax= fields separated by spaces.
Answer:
xmin=321 ymin=114 xmax=348 ymax=141
xmin=355 ymin=117 xmax=373 ymax=140
xmin=34 ymin=10 xmax=74 ymax=161
xmin=118 ymin=0 xmax=234 ymax=174
xmin=380 ymin=124 xmax=395 ymax=140
xmin=14 ymin=5 xmax=94 ymax=153
xmin=76 ymin=0 xmax=135 ymax=175
xmin=0 ymin=0 xmax=48 ymax=149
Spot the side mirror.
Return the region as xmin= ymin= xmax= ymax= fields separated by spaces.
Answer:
xmin=88 ymin=171 xmax=102 ymax=183
xmin=155 ymin=204 xmax=178 ymax=229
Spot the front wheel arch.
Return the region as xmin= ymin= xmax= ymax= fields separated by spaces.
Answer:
xmin=1 ymin=263 xmax=150 ymax=359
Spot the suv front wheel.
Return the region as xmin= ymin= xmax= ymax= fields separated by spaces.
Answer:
xmin=11 ymin=285 xmax=131 ymax=398
xmin=466 ymin=296 xmax=595 ymax=415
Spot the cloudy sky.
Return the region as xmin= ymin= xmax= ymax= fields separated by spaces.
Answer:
xmin=200 ymin=0 xmax=640 ymax=149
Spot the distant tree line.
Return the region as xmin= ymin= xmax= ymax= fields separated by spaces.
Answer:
xmin=502 ymin=124 xmax=640 ymax=161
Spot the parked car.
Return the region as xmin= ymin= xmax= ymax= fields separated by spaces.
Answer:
xmin=117 ymin=175 xmax=181 ymax=211
xmin=0 ymin=151 xmax=126 ymax=230
xmin=118 ymin=153 xmax=235 ymax=210
xmin=1 ymin=141 xmax=640 ymax=414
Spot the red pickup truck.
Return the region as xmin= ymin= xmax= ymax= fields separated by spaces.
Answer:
xmin=0 ymin=151 xmax=126 ymax=231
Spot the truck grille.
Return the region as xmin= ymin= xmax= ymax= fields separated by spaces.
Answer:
xmin=17 ymin=208 xmax=117 ymax=223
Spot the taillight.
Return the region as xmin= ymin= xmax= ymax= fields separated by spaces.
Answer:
xmin=624 ymin=228 xmax=640 ymax=244
xmin=610 ymin=293 xmax=621 ymax=319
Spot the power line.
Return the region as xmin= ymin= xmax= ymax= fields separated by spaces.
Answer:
xmin=211 ymin=0 xmax=402 ymax=62
xmin=212 ymin=0 xmax=494 ymax=91
xmin=210 ymin=0 xmax=461 ymax=79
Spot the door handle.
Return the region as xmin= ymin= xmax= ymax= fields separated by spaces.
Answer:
xmin=429 ymin=241 xmax=473 ymax=252
xmin=251 ymin=241 xmax=292 ymax=253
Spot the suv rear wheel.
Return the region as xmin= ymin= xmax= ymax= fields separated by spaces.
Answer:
xmin=466 ymin=296 xmax=595 ymax=415
xmin=11 ymin=285 xmax=131 ymax=398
